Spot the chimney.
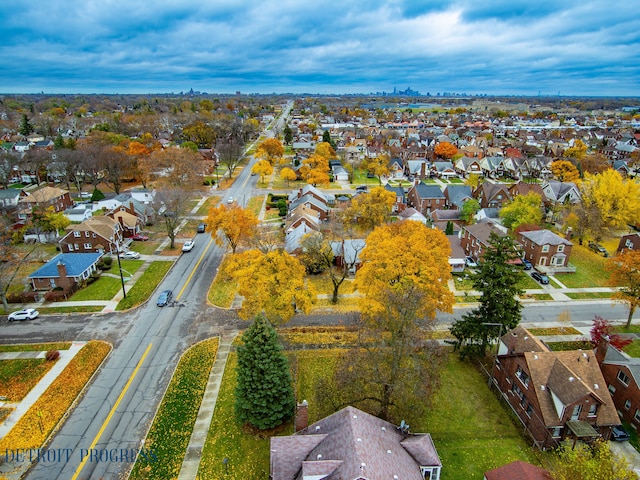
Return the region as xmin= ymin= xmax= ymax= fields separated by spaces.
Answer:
xmin=56 ymin=261 xmax=67 ymax=279
xmin=295 ymin=400 xmax=309 ymax=432
xmin=595 ymin=335 xmax=610 ymax=365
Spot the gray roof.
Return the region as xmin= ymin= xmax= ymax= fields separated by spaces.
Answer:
xmin=603 ymin=344 xmax=640 ymax=387
xmin=519 ymin=229 xmax=573 ymax=246
xmin=444 ymin=185 xmax=472 ymax=208
xmin=412 ymin=183 xmax=445 ymax=199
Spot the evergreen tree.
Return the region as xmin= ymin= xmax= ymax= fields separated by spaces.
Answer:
xmin=235 ymin=315 xmax=295 ymax=430
xmin=322 ymin=129 xmax=335 ymax=149
xmin=54 ymin=133 xmax=65 ymax=149
xmin=451 ymin=232 xmax=525 ymax=358
xmin=283 ymin=124 xmax=293 ymax=145
xmin=19 ymin=114 xmax=34 ymax=136
xmin=445 ymin=221 xmax=454 ymax=235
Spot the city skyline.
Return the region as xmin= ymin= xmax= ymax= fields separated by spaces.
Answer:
xmin=2 ymin=0 xmax=639 ymax=97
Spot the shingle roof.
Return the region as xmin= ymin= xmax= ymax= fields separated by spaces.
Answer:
xmin=485 ymin=460 xmax=552 ymax=480
xmin=29 ymin=253 xmax=102 ymax=279
xmin=519 ymin=229 xmax=572 ymax=247
xmin=412 ymin=183 xmax=445 ymax=199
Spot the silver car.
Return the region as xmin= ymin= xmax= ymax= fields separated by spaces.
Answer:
xmin=8 ymin=308 xmax=40 ymax=321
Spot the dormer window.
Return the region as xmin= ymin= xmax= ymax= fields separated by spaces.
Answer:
xmin=588 ymin=404 xmax=597 ymax=417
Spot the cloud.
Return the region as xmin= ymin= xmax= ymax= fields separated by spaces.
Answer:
xmin=0 ymin=0 xmax=638 ymax=95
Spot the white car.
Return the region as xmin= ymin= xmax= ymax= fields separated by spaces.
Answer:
xmin=227 ymin=197 xmax=234 ymax=204
xmin=121 ymin=251 xmax=141 ymax=259
xmin=8 ymin=308 xmax=39 ymax=322
xmin=182 ymin=240 xmax=195 ymax=252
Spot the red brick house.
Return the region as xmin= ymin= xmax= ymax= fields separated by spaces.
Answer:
xmin=484 ymin=461 xmax=552 ymax=480
xmin=17 ymin=186 xmax=74 ymax=223
xmin=617 ymin=233 xmax=640 ymax=254
xmin=29 ymin=252 xmax=102 ymax=291
xmin=59 ymin=216 xmax=123 ymax=254
xmin=493 ymin=326 xmax=619 ymax=449
xmin=460 ymin=222 xmax=506 ymax=263
xmin=517 ymin=229 xmax=574 ymax=273
xmin=407 ymin=182 xmax=446 ymax=215
xmin=473 ymin=183 xmax=512 ymax=209
xmin=596 ymin=337 xmax=640 ymax=429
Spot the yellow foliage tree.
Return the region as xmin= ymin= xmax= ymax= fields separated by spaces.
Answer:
xmin=340 ymin=186 xmax=396 ymax=232
xmin=315 ymin=141 xmax=336 ymax=160
xmin=251 ymin=160 xmax=273 ymax=183
xmin=564 ymin=139 xmax=588 ymax=160
xmin=255 ymin=138 xmax=284 ymax=165
xmin=354 ymin=220 xmax=454 ymax=319
xmin=608 ymin=250 xmax=640 ymax=327
xmin=280 ymin=167 xmax=297 ymax=186
xmin=551 ymin=160 xmax=580 ymax=182
xmin=224 ymin=249 xmax=316 ymax=323
xmin=205 ymin=204 xmax=258 ymax=253
xmin=300 ymin=153 xmax=330 ymax=186
xmin=580 ymin=170 xmax=640 ymax=232
xmin=363 ymin=153 xmax=390 ymax=184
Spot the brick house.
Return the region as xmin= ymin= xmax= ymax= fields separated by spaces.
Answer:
xmin=472 ymin=183 xmax=512 ymax=209
xmin=407 ymin=182 xmax=445 ymax=215
xmin=493 ymin=326 xmax=618 ymax=449
xmin=17 ymin=186 xmax=74 ymax=223
xmin=460 ymin=222 xmax=507 ymax=263
xmin=270 ymin=405 xmax=442 ymax=480
xmin=484 ymin=461 xmax=552 ymax=480
xmin=617 ymin=233 xmax=640 ymax=254
xmin=596 ymin=337 xmax=640 ymax=429
xmin=29 ymin=252 xmax=102 ymax=291
xmin=517 ymin=229 xmax=574 ymax=273
xmin=59 ymin=216 xmax=123 ymax=254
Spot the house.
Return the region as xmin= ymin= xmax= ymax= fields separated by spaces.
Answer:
xmin=596 ymin=336 xmax=640 ymax=429
xmin=460 ymin=222 xmax=506 ymax=262
xmin=384 ymin=184 xmax=406 ymax=212
xmin=0 ymin=188 xmax=21 ymax=212
xmin=284 ymin=204 xmax=322 ymax=232
xmin=398 ymin=207 xmax=427 ymax=224
xmin=447 ymin=235 xmax=466 ymax=273
xmin=431 ymin=161 xmax=456 ymax=178
xmin=484 ymin=461 xmax=552 ymax=480
xmin=508 ymin=182 xmax=547 ymax=206
xmin=473 ymin=183 xmax=512 ymax=209
xmin=270 ymin=405 xmax=442 ymax=480
xmin=541 ymin=181 xmax=581 ymax=205
xmin=517 ymin=229 xmax=575 ymax=273
xmin=388 ymin=157 xmax=404 ymax=178
xmin=330 ymin=239 xmax=366 ymax=273
xmin=63 ymin=205 xmax=93 ymax=223
xmin=29 ymin=252 xmax=102 ymax=291
xmin=493 ymin=326 xmax=619 ymax=449
xmin=331 ymin=165 xmax=349 ymax=182
xmin=59 ymin=216 xmax=123 ymax=254
xmin=617 ymin=233 xmax=640 ymax=254
xmin=18 ymin=186 xmax=74 ymax=222
xmin=430 ymin=209 xmax=462 ymax=234
xmin=443 ymin=185 xmax=473 ymax=210
xmin=407 ymin=182 xmax=446 ymax=215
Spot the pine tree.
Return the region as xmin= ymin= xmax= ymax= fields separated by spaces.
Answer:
xmin=283 ymin=124 xmax=293 ymax=145
xmin=19 ymin=114 xmax=34 ymax=136
xmin=451 ymin=232 xmax=525 ymax=358
xmin=235 ymin=315 xmax=295 ymax=430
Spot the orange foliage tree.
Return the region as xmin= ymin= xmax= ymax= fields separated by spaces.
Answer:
xmin=608 ymin=250 xmax=640 ymax=327
xmin=434 ymin=142 xmax=458 ymax=159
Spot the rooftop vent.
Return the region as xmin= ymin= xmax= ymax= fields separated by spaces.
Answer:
xmin=387 ymin=450 xmax=392 ymax=454
xmin=317 ymin=454 xmax=322 ymax=460
xmin=381 ymin=426 xmax=386 ymax=431
xmin=569 ymin=376 xmax=575 ymax=382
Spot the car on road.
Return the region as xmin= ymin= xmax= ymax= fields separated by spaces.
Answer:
xmin=182 ymin=240 xmax=195 ymax=252
xmin=588 ymin=241 xmax=609 ymax=257
xmin=465 ymin=256 xmax=478 ymax=268
xmin=121 ymin=251 xmax=141 ymax=259
xmin=612 ymin=425 xmax=630 ymax=441
xmin=156 ymin=290 xmax=173 ymax=307
xmin=356 ymin=185 xmax=368 ymax=193
xmin=227 ymin=197 xmax=234 ymax=204
xmin=521 ymin=258 xmax=533 ymax=270
xmin=131 ymin=234 xmax=149 ymax=241
xmin=531 ymin=271 xmax=550 ymax=285
xmin=197 ymin=223 xmax=207 ymax=233
xmin=8 ymin=308 xmax=39 ymax=321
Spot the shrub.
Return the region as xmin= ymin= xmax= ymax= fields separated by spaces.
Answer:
xmin=45 ymin=350 xmax=60 ymax=361
xmin=102 ymin=255 xmax=113 ymax=267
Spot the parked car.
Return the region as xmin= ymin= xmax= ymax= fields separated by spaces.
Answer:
xmin=521 ymin=258 xmax=533 ymax=270
xmin=356 ymin=185 xmax=368 ymax=192
xmin=156 ymin=290 xmax=173 ymax=307
xmin=197 ymin=223 xmax=207 ymax=233
xmin=131 ymin=234 xmax=149 ymax=241
xmin=588 ymin=242 xmax=609 ymax=257
xmin=182 ymin=240 xmax=195 ymax=252
xmin=612 ymin=425 xmax=630 ymax=441
xmin=465 ymin=256 xmax=478 ymax=268
xmin=531 ymin=271 xmax=550 ymax=285
xmin=121 ymin=251 xmax=140 ymax=259
xmin=227 ymin=197 xmax=234 ymax=204
xmin=8 ymin=308 xmax=39 ymax=321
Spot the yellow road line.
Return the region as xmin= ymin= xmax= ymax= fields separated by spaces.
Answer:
xmin=176 ymin=235 xmax=215 ymax=301
xmin=71 ymin=343 xmax=153 ymax=480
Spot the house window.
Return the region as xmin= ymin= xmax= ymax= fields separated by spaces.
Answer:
xmin=515 ymin=366 xmax=530 ymax=388
xmin=625 ymin=400 xmax=631 ymax=411
xmin=67 ymin=245 xmax=74 ymax=252
xmin=73 ymin=231 xmax=81 ymax=238
xmin=626 ymin=239 xmax=633 ymax=248
xmin=571 ymin=405 xmax=582 ymax=420
xmin=634 ymin=410 xmax=640 ymax=423
xmin=513 ymin=385 xmax=524 ymax=400
xmin=557 ymin=244 xmax=565 ymax=252
xmin=85 ymin=231 xmax=89 ymax=237
xmin=588 ymin=404 xmax=598 ymax=417
xmin=551 ymin=427 xmax=563 ymax=438
xmin=84 ymin=243 xmax=92 ymax=249
xmin=542 ymin=245 xmax=550 ymax=253
xmin=609 ymin=384 xmax=616 ymax=395
xmin=526 ymin=403 xmax=533 ymax=417
xmin=618 ymin=370 xmax=631 ymax=387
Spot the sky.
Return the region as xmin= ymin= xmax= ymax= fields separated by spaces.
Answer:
xmin=1 ymin=0 xmax=639 ymax=97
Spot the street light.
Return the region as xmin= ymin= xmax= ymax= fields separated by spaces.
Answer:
xmin=482 ymin=322 xmax=503 ymax=388
xmin=115 ymin=247 xmax=126 ymax=299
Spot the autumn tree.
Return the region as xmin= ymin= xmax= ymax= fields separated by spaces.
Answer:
xmin=315 ymin=141 xmax=336 ymax=160
xmin=465 ymin=173 xmax=482 ymax=189
xmin=460 ymin=198 xmax=480 ymax=224
xmin=499 ymin=192 xmax=544 ymax=230
xmin=255 ymin=138 xmax=284 ymax=165
xmin=563 ymin=139 xmax=588 ymax=160
xmin=251 ymin=159 xmax=273 ymax=183
xmin=608 ymin=250 xmax=640 ymax=327
xmin=551 ymin=160 xmax=580 ymax=183
xmin=318 ymin=284 xmax=446 ymax=424
xmin=182 ymin=120 xmax=216 ymax=148
xmin=546 ymin=440 xmax=637 ymax=480
xmin=153 ymin=187 xmax=191 ymax=249
xmin=354 ymin=220 xmax=454 ymax=320
xmin=223 ymin=249 xmax=315 ymax=323
xmin=590 ymin=315 xmax=632 ymax=350
xmin=151 ymin=147 xmax=202 ymax=190
xmin=339 ymin=186 xmax=396 ymax=232
xmin=216 ymin=137 xmax=244 ymax=178
xmin=32 ymin=206 xmax=71 ymax=238
xmin=434 ymin=141 xmax=458 ymax=159
xmin=205 ymin=204 xmax=258 ymax=253
xmin=300 ymin=153 xmax=330 ymax=186
xmin=450 ymin=233 xmax=526 ymax=358
xmin=363 ymin=153 xmax=390 ymax=185
xmin=280 ymin=166 xmax=297 ymax=186
xmin=235 ymin=315 xmax=295 ymax=430
xmin=580 ymin=170 xmax=640 ymax=234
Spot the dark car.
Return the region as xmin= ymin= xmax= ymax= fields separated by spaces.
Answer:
xmin=156 ymin=289 xmax=173 ymax=307
xmin=531 ymin=271 xmax=550 ymax=285
xmin=521 ymin=258 xmax=533 ymax=270
xmin=612 ymin=425 xmax=630 ymax=441
xmin=197 ymin=223 xmax=207 ymax=233
xmin=588 ymin=242 xmax=609 ymax=257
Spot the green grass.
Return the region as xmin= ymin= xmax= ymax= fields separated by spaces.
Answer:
xmin=246 ymin=195 xmax=264 ymax=218
xmin=207 ymin=257 xmax=237 ymax=308
xmin=116 ymin=261 xmax=173 ymax=310
xmin=528 ymin=327 xmax=582 ymax=336
xmin=522 ymin=293 xmax=554 ymax=301
xmin=547 ymin=341 xmax=593 ymax=351
xmin=0 ymin=342 xmax=71 ymax=352
xmin=564 ymin=292 xmax=612 ymax=299
xmin=0 ymin=358 xmax=54 ymax=401
xmin=38 ymin=306 xmax=104 ymax=314
xmin=623 ymin=340 xmax=640 ymax=358
xmin=196 ymin=196 xmax=219 ymax=216
xmin=130 ymin=338 xmax=219 ymax=480
xmin=558 ymin=245 xmax=610 ymax=288
xmin=69 ymin=276 xmax=123 ymax=301
xmin=613 ymin=325 xmax=640 ymax=334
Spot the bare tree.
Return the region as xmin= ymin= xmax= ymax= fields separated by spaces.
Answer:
xmin=153 ymin=187 xmax=192 ymax=249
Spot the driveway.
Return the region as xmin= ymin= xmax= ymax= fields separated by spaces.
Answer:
xmin=610 ymin=440 xmax=640 ymax=474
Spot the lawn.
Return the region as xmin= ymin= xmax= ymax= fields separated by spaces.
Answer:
xmin=196 ymin=196 xmax=220 ymax=216
xmin=305 ymin=272 xmax=356 ymax=296
xmin=207 ymin=257 xmax=237 ymax=308
xmin=198 ymin=345 xmax=542 ymax=480
xmin=246 ymin=195 xmax=265 ymax=218
xmin=559 ymin=245 xmax=611 ymax=288
xmin=623 ymin=340 xmax=640 ymax=358
xmin=69 ymin=276 xmax=123 ymax=301
xmin=116 ymin=261 xmax=173 ymax=310
xmin=0 ymin=342 xmax=71 ymax=352
xmin=0 ymin=358 xmax=57 ymax=401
